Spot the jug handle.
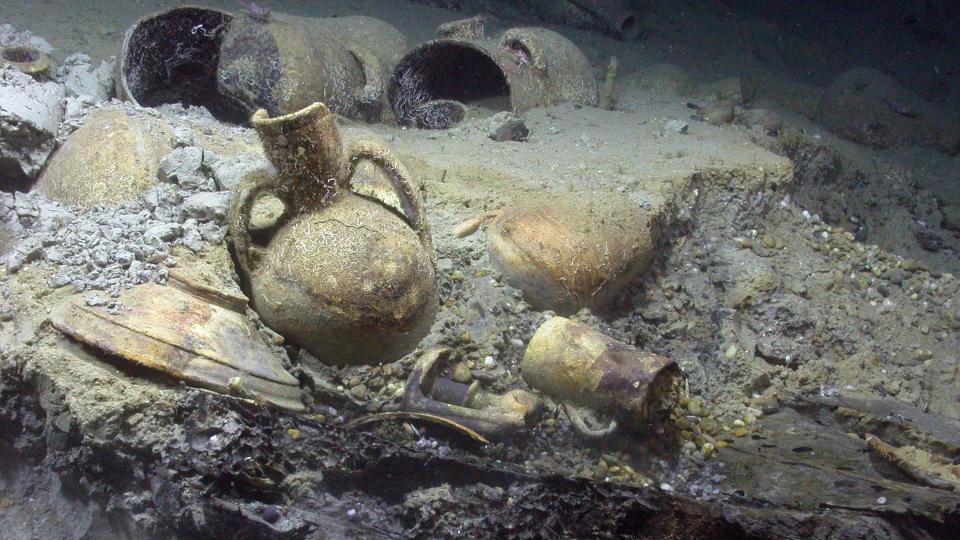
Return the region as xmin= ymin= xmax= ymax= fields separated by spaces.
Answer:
xmin=347 ymin=139 xmax=435 ymax=259
xmin=228 ymin=173 xmax=278 ymax=278
xmin=349 ymin=46 xmax=385 ymax=118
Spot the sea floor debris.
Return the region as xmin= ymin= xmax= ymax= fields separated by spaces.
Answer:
xmin=2 ymin=2 xmax=960 ymax=538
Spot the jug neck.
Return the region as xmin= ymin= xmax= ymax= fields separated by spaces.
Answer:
xmin=252 ymin=103 xmax=348 ymax=209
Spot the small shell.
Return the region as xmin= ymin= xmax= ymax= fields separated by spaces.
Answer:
xmin=453 ymin=211 xmax=500 ymax=238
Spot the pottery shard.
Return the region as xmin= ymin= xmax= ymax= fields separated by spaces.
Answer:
xmin=37 ymin=106 xmax=172 ymax=208
xmin=51 ymin=279 xmax=303 ymax=411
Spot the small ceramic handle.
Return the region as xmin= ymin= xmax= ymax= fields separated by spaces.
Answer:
xmin=228 ymin=173 xmax=277 ymax=277
xmin=347 ymin=140 xmax=435 ymax=258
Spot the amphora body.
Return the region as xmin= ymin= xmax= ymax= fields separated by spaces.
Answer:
xmin=230 ymin=103 xmax=438 ymax=366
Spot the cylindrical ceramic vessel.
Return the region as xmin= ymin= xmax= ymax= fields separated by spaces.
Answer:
xmin=521 ymin=316 xmax=681 ymax=424
xmin=389 ymin=18 xmax=598 ymax=129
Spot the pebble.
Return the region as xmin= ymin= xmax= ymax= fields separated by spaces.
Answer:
xmin=349 ymin=384 xmax=369 ymax=400
xmin=452 ymin=362 xmax=472 ymax=383
xmin=665 ymin=119 xmax=689 ymax=134
xmin=701 ymin=442 xmax=715 ymax=458
xmin=260 ymin=505 xmax=281 ymax=524
xmin=487 ymin=112 xmax=529 ymax=142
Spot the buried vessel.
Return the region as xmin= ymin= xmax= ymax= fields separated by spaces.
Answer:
xmin=522 ymin=316 xmax=683 ymax=437
xmin=458 ymin=193 xmax=658 ymax=315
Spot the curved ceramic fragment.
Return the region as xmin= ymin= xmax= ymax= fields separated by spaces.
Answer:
xmin=51 ymin=279 xmax=303 ymax=411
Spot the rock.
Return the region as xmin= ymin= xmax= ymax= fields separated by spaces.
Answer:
xmin=735 ymin=108 xmax=782 ymax=135
xmin=941 ymin=204 xmax=960 ymax=232
xmin=159 ymin=146 xmax=209 ymax=189
xmin=350 ymin=384 xmax=369 ymax=401
xmin=816 ymin=67 xmax=960 ymax=155
xmin=114 ymin=249 xmax=135 ymax=267
xmin=38 ymin=106 xmax=173 ymax=208
xmin=452 ymin=362 xmax=472 ymax=384
xmin=181 ymin=191 xmax=231 ymax=223
xmin=170 ymin=126 xmax=194 ymax=148
xmin=0 ymin=67 xmax=64 ymax=188
xmin=59 ymin=53 xmax=114 ymax=103
xmin=248 ymin=194 xmax=286 ymax=231
xmin=143 ymin=223 xmax=181 ymax=246
xmin=5 ymin=235 xmax=44 ymax=272
xmin=207 ymin=152 xmax=270 ymax=192
xmin=914 ymin=227 xmax=944 ymax=252
xmin=665 ymin=119 xmax=689 ymax=134
xmin=35 ymin=201 xmax=75 ymax=233
xmin=488 ymin=112 xmax=529 ymax=142
xmin=723 ymin=249 xmax=780 ymax=307
xmin=698 ymin=77 xmax=742 ymax=102
xmin=198 ymin=222 xmax=226 ymax=243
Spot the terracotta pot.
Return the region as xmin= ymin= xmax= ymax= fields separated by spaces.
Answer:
xmin=229 ymin=103 xmax=438 ymax=366
xmin=217 ymin=11 xmax=405 ymax=121
xmin=1 ymin=45 xmax=51 ymax=79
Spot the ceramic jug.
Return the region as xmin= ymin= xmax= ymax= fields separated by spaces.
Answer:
xmin=229 ymin=102 xmax=438 ymax=366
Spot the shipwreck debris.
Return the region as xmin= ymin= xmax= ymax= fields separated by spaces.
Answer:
xmin=50 ymin=265 xmax=304 ymax=411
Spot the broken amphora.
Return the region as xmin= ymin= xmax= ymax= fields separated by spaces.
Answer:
xmin=522 ymin=316 xmax=682 ymax=437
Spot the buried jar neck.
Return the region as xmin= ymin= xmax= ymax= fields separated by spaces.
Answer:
xmin=251 ymin=102 xmax=348 ymax=209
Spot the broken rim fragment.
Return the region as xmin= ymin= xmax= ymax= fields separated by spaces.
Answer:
xmin=389 ymin=17 xmax=598 ymax=128
xmin=521 ymin=316 xmax=682 ymax=429
xmin=1 ymin=45 xmax=51 ymax=79
xmin=50 ymin=271 xmax=304 ymax=412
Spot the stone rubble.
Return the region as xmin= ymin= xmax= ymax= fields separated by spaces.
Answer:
xmin=1 ymin=26 xmax=114 ymax=186
xmin=0 ymin=68 xmax=64 ymax=182
xmin=1 ymin=141 xmax=241 ymax=296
